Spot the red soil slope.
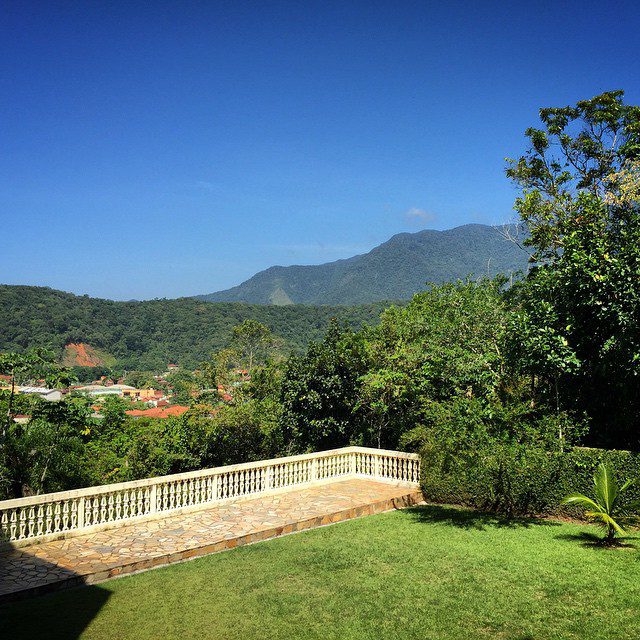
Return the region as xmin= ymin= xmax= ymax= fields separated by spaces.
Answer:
xmin=62 ymin=343 xmax=105 ymax=367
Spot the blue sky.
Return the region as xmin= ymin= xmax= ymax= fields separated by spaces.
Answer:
xmin=1 ymin=1 xmax=639 ymax=300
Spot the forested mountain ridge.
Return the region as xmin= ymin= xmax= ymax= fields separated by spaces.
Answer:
xmin=0 ymin=285 xmax=390 ymax=370
xmin=200 ymin=224 xmax=528 ymax=305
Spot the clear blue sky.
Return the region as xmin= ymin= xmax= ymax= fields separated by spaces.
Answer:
xmin=1 ymin=1 xmax=639 ymax=300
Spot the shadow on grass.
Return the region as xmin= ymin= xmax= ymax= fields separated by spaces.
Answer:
xmin=554 ymin=530 xmax=638 ymax=550
xmin=402 ymin=503 xmax=562 ymax=531
xmin=0 ymin=545 xmax=111 ymax=640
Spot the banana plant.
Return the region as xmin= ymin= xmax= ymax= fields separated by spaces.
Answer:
xmin=562 ymin=463 xmax=633 ymax=544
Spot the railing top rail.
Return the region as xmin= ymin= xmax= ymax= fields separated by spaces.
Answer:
xmin=0 ymin=446 xmax=418 ymax=510
xmin=348 ymin=446 xmax=420 ymax=459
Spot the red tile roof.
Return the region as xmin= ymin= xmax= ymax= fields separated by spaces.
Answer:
xmin=125 ymin=405 xmax=189 ymax=419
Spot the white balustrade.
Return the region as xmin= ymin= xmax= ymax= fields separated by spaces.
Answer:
xmin=0 ymin=446 xmax=420 ymax=544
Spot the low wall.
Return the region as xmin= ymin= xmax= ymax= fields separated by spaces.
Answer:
xmin=0 ymin=446 xmax=420 ymax=544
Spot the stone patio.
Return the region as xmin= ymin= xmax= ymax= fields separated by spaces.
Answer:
xmin=0 ymin=478 xmax=423 ymax=602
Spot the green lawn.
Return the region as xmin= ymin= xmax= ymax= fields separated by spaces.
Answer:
xmin=1 ymin=505 xmax=638 ymax=640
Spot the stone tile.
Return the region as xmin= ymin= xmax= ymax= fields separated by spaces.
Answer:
xmin=0 ymin=479 xmax=423 ymax=602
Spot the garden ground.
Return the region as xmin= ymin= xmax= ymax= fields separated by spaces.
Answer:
xmin=1 ymin=504 xmax=638 ymax=640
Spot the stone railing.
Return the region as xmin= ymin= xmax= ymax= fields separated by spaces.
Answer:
xmin=0 ymin=446 xmax=420 ymax=545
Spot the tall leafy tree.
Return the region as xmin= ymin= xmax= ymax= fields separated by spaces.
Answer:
xmin=507 ymin=91 xmax=640 ymax=448
xmin=355 ymin=369 xmax=414 ymax=448
xmin=0 ymin=348 xmax=60 ymax=438
xmin=231 ymin=320 xmax=279 ymax=373
xmin=280 ymin=320 xmax=369 ymax=452
xmin=0 ymin=350 xmax=82 ymax=497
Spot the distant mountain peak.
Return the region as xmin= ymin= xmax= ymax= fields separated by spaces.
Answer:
xmin=199 ymin=223 xmax=528 ymax=306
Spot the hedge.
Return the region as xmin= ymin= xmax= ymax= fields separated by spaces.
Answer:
xmin=420 ymin=442 xmax=640 ymax=518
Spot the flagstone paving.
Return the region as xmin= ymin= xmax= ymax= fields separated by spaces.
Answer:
xmin=0 ymin=479 xmax=423 ymax=601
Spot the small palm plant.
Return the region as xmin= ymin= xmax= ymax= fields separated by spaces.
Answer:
xmin=562 ymin=463 xmax=633 ymax=545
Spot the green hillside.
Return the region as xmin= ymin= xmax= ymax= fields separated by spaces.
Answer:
xmin=0 ymin=285 xmax=390 ymax=370
xmin=200 ymin=224 xmax=528 ymax=305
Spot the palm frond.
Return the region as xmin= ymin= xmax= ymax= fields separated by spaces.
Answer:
xmin=562 ymin=493 xmax=602 ymax=512
xmin=620 ymin=478 xmax=633 ymax=493
xmin=562 ymin=463 xmax=633 ymax=543
xmin=594 ymin=463 xmax=618 ymax=513
xmin=586 ymin=510 xmax=626 ymax=535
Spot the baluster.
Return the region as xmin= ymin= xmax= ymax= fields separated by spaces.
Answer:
xmin=106 ymin=494 xmax=113 ymax=521
xmin=19 ymin=508 xmax=27 ymax=539
xmin=10 ymin=510 xmax=18 ymax=540
xmin=37 ymin=505 xmax=45 ymax=535
xmin=77 ymin=497 xmax=84 ymax=529
xmin=160 ymin=485 xmax=167 ymax=511
xmin=62 ymin=501 xmax=70 ymax=530
xmin=1 ymin=511 xmax=9 ymax=540
xmin=52 ymin=503 xmax=61 ymax=533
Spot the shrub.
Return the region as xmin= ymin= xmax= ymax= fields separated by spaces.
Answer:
xmin=420 ymin=441 xmax=640 ymax=517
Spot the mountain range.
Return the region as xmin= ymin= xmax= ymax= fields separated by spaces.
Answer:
xmin=199 ymin=224 xmax=528 ymax=305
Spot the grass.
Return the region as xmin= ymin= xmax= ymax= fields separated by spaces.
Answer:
xmin=1 ymin=505 xmax=639 ymax=640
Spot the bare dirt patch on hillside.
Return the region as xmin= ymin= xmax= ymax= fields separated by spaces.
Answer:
xmin=62 ymin=343 xmax=105 ymax=367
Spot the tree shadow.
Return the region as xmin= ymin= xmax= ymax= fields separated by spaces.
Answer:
xmin=402 ymin=503 xmax=563 ymax=531
xmin=0 ymin=544 xmax=111 ymax=640
xmin=554 ymin=530 xmax=639 ymax=550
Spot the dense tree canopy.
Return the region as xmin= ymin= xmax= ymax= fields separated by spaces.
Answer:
xmin=507 ymin=91 xmax=640 ymax=449
xmin=0 ymin=285 xmax=390 ymax=371
xmin=280 ymin=320 xmax=370 ymax=452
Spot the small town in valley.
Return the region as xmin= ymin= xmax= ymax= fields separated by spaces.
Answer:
xmin=0 ymin=362 xmax=245 ymax=424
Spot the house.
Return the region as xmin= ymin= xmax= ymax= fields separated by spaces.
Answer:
xmin=74 ymin=384 xmax=161 ymax=401
xmin=18 ymin=387 xmax=63 ymax=401
xmin=74 ymin=384 xmax=123 ymax=397
xmin=120 ymin=387 xmax=158 ymax=401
